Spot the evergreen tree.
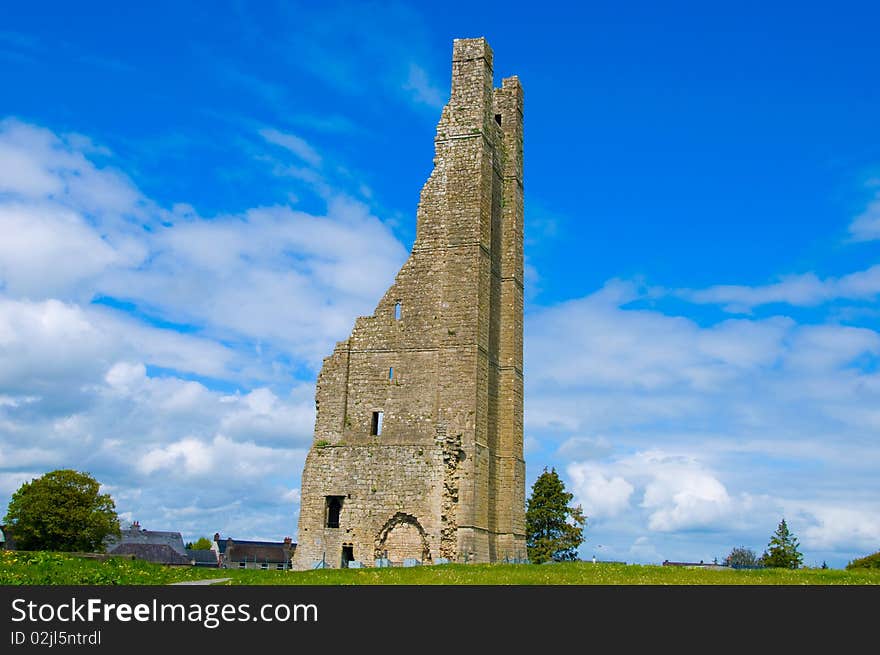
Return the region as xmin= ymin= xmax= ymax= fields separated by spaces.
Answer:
xmin=760 ymin=518 xmax=803 ymax=569
xmin=525 ymin=467 xmax=586 ymax=563
xmin=3 ymin=469 xmax=120 ymax=552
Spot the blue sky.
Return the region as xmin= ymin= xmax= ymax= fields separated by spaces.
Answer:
xmin=1 ymin=1 xmax=879 ymax=568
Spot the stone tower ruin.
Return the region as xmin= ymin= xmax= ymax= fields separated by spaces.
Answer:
xmin=292 ymin=37 xmax=525 ymax=569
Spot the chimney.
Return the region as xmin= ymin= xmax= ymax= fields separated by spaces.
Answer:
xmin=214 ymin=532 xmax=220 ymax=542
xmin=283 ymin=537 xmax=292 ymax=546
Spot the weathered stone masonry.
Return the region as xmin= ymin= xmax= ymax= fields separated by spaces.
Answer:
xmin=292 ymin=37 xmax=525 ymax=569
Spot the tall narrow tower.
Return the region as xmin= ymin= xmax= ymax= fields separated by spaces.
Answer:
xmin=292 ymin=37 xmax=525 ymax=569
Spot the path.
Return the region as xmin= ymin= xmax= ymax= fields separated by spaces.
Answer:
xmin=169 ymin=577 xmax=231 ymax=585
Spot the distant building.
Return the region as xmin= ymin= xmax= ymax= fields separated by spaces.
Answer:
xmin=106 ymin=521 xmax=189 ymax=564
xmin=109 ymin=542 xmax=191 ymax=565
xmin=186 ymin=548 xmax=219 ymax=567
xmin=214 ymin=533 xmax=295 ymax=570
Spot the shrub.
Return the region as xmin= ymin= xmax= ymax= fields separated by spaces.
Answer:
xmin=846 ymin=551 xmax=880 ymax=570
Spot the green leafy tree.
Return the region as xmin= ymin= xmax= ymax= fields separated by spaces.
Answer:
xmin=2 ymin=469 xmax=120 ymax=552
xmin=724 ymin=546 xmax=761 ymax=569
xmin=846 ymin=550 xmax=880 ymax=570
xmin=525 ymin=467 xmax=586 ymax=563
xmin=185 ymin=537 xmax=213 ymax=550
xmin=760 ymin=518 xmax=803 ymax=569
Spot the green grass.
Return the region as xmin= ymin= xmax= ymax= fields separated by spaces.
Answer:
xmin=3 ymin=551 xmax=879 ymax=585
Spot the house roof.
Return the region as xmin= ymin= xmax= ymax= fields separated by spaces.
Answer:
xmin=186 ymin=549 xmax=218 ymax=565
xmin=215 ymin=536 xmax=296 ymax=557
xmin=105 ymin=525 xmax=188 ymax=556
xmin=109 ymin=543 xmax=192 ymax=565
xmin=226 ymin=542 xmax=294 ymax=564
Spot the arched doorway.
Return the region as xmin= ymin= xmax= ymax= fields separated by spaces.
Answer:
xmin=374 ymin=513 xmax=431 ymax=563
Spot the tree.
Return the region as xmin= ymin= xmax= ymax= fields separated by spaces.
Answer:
xmin=846 ymin=550 xmax=880 ymax=570
xmin=2 ymin=469 xmax=120 ymax=552
xmin=185 ymin=537 xmax=213 ymax=550
xmin=525 ymin=467 xmax=586 ymax=563
xmin=724 ymin=546 xmax=761 ymax=569
xmin=760 ymin=518 xmax=803 ymax=569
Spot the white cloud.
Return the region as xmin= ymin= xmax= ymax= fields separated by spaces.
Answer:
xmin=848 ymin=187 xmax=880 ymax=241
xmin=799 ymin=504 xmax=880 ymax=551
xmin=557 ymin=435 xmax=613 ymax=461
xmin=0 ymin=118 xmax=146 ymax=215
xmin=566 ymin=451 xmax=734 ymax=532
xmin=526 ymin=280 xmax=792 ymax=396
xmin=403 ymin=63 xmax=444 ymax=108
xmin=526 ymin=279 xmax=880 ymax=563
xmin=567 ymin=462 xmax=634 ymax=519
xmin=0 ymin=118 xmax=407 ymax=542
xmin=677 ymin=265 xmax=880 ymax=312
xmin=0 ymin=118 xmax=408 ymax=371
xmin=99 ymin=197 xmax=407 ymax=364
xmin=636 ymin=451 xmax=733 ymax=532
xmin=259 ymin=128 xmax=322 ymax=167
xmin=0 ymin=297 xmax=242 ymax=400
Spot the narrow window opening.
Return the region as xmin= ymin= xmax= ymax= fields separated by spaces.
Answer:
xmin=341 ymin=545 xmax=354 ymax=568
xmin=370 ymin=411 xmax=384 ymax=436
xmin=394 ymin=301 xmax=401 ymax=321
xmin=388 ymin=366 xmax=394 ymax=380
xmin=494 ymin=113 xmax=502 ymax=126
xmin=238 ymin=561 xmax=246 ymax=568
xmin=325 ymin=495 xmax=344 ymax=528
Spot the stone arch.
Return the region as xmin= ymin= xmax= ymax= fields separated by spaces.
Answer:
xmin=374 ymin=512 xmax=431 ymax=563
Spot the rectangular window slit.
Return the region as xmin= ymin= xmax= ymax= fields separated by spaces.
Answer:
xmin=394 ymin=302 xmax=401 ymax=320
xmin=325 ymin=495 xmax=344 ymax=528
xmin=389 ymin=367 xmax=394 ymax=380
xmin=370 ymin=410 xmax=384 ymax=436
xmin=495 ymin=113 xmax=502 ymax=126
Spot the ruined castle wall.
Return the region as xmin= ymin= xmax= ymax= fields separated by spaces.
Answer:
xmin=293 ymin=37 xmax=525 ymax=569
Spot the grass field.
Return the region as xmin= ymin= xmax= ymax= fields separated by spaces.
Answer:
xmin=2 ymin=551 xmax=878 ymax=585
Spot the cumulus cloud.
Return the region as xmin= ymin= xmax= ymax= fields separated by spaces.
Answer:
xmin=527 ymin=277 xmax=880 ymax=564
xmin=0 ymin=118 xmax=408 ymax=370
xmin=567 ymin=462 xmax=633 ymax=519
xmin=635 ymin=451 xmax=733 ymax=532
xmin=0 ymin=297 xmax=243 ymax=404
xmin=566 ymin=451 xmax=734 ymax=531
xmin=0 ymin=117 xmax=407 ymax=541
xmin=98 ymin=197 xmax=407 ymax=364
xmin=798 ymin=504 xmax=880 ymax=552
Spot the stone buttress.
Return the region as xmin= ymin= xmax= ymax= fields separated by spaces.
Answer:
xmin=292 ymin=37 xmax=525 ymax=569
